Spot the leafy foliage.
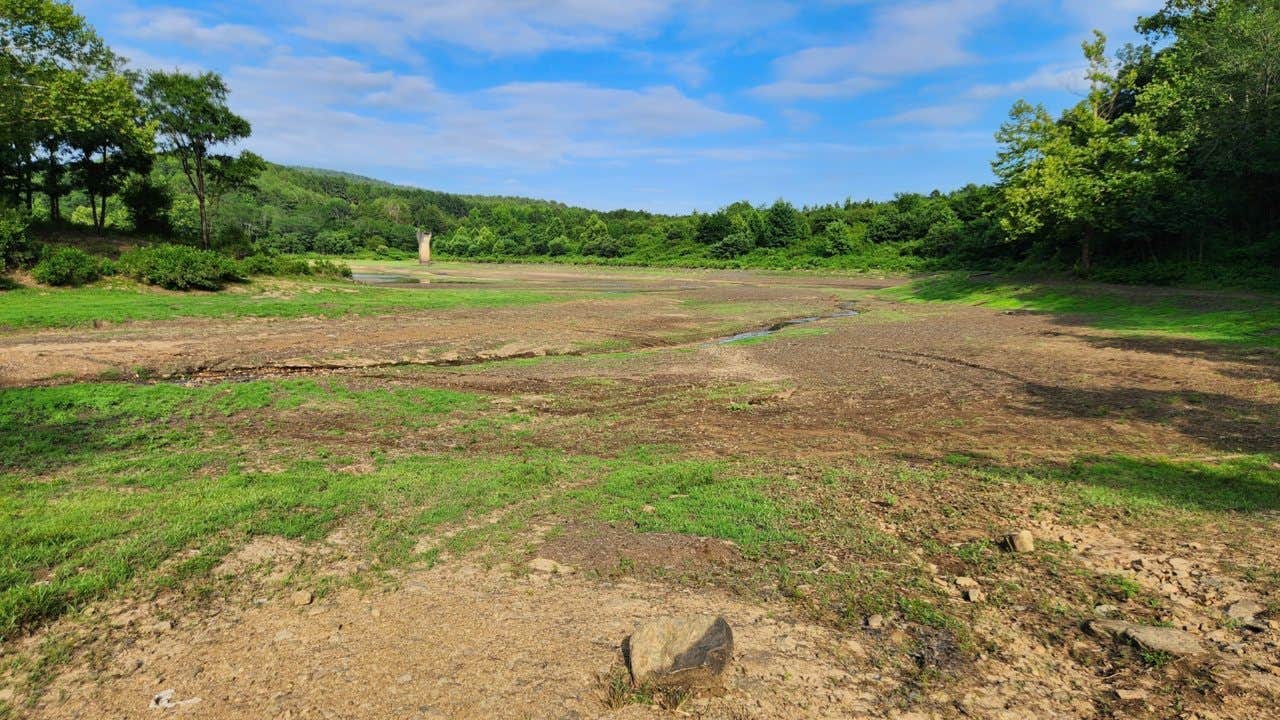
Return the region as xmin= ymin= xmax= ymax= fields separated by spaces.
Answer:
xmin=116 ymin=243 xmax=243 ymax=290
xmin=31 ymin=245 xmax=102 ymax=286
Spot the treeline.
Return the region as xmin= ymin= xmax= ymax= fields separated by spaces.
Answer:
xmin=3 ymin=0 xmax=1279 ymax=287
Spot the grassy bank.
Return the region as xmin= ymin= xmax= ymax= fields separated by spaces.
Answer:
xmin=0 ymin=280 xmax=565 ymax=330
xmin=884 ymin=274 xmax=1280 ymax=348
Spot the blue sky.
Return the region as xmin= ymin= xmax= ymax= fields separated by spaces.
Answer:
xmin=77 ymin=0 xmax=1165 ymax=213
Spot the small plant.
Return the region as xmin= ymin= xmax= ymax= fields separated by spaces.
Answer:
xmin=31 ymin=247 xmax=105 ymax=287
xmin=1141 ymin=650 xmax=1175 ymax=668
xmin=1103 ymin=573 xmax=1142 ymax=601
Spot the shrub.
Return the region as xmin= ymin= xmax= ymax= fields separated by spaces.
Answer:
xmin=240 ymin=254 xmax=352 ymax=280
xmin=310 ymin=258 xmax=352 ymax=279
xmin=118 ymin=244 xmax=244 ymax=290
xmin=31 ymin=247 xmax=105 ymax=287
xmin=0 ymin=208 xmax=35 ymax=270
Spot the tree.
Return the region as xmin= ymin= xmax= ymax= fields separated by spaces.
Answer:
xmin=1 ymin=0 xmax=114 ymax=210
xmin=994 ymin=33 xmax=1134 ymax=273
xmin=580 ymin=214 xmax=623 ymax=257
xmin=141 ymin=71 xmax=251 ymax=249
xmin=62 ymin=72 xmax=153 ymax=233
xmin=763 ymin=200 xmax=807 ymax=247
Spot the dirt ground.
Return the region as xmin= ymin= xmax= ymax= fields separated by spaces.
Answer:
xmin=4 ymin=263 xmax=1279 ymax=719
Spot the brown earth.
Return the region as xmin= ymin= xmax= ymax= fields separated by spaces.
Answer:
xmin=6 ymin=263 xmax=1279 ymax=719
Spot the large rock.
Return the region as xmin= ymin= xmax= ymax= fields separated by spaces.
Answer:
xmin=1227 ymin=599 xmax=1265 ymax=622
xmin=1087 ymin=620 xmax=1206 ymax=657
xmin=625 ymin=615 xmax=733 ymax=689
xmin=1007 ymin=530 xmax=1036 ymax=553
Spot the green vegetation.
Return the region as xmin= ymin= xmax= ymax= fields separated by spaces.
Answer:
xmin=116 ymin=243 xmax=243 ymax=290
xmin=573 ymin=460 xmax=796 ymax=552
xmin=0 ymin=379 xmax=799 ymax=640
xmin=30 ymin=246 xmax=103 ymax=286
xmin=1049 ymin=455 xmax=1280 ymax=513
xmin=886 ymin=274 xmax=1280 ymax=348
xmin=0 ymin=281 xmax=561 ymax=330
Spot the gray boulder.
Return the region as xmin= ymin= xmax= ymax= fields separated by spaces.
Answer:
xmin=625 ymin=615 xmax=733 ymax=689
xmin=1087 ymin=620 xmax=1205 ymax=657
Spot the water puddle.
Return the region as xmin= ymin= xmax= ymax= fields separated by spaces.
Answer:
xmin=713 ymin=304 xmax=858 ymax=345
xmin=351 ymin=273 xmax=422 ymax=285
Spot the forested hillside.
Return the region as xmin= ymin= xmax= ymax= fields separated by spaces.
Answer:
xmin=3 ymin=0 xmax=1278 ymax=286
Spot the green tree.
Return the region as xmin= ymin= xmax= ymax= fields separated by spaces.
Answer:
xmin=141 ymin=71 xmax=251 ymax=249
xmin=1 ymin=0 xmax=114 ymax=211
xmin=763 ymin=200 xmax=807 ymax=247
xmin=994 ymin=33 xmax=1135 ymax=273
xmin=62 ymin=72 xmax=154 ymax=233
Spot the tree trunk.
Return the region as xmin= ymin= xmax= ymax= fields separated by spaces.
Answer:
xmin=195 ymin=155 xmax=209 ymax=250
xmin=1080 ymin=228 xmax=1093 ymax=275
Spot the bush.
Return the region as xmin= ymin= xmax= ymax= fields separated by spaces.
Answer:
xmin=241 ymin=253 xmax=311 ymax=277
xmin=240 ymin=254 xmax=352 ymax=280
xmin=32 ymin=247 xmax=105 ymax=286
xmin=310 ymin=258 xmax=352 ymax=279
xmin=0 ymin=208 xmax=35 ymax=270
xmin=118 ymin=244 xmax=244 ymax=290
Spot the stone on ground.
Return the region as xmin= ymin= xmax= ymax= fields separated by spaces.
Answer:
xmin=291 ymin=590 xmax=314 ymax=607
xmin=1007 ymin=530 xmax=1036 ymax=553
xmin=625 ymin=615 xmax=734 ymax=689
xmin=1227 ymin=599 xmax=1265 ymax=621
xmin=1087 ymin=620 xmax=1206 ymax=657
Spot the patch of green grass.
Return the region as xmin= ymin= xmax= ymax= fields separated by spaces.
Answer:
xmin=571 ymin=460 xmax=797 ymax=552
xmin=1048 ymin=455 xmax=1280 ymax=513
xmin=883 ymin=274 xmax=1280 ymax=348
xmin=1103 ymin=573 xmax=1143 ymax=601
xmin=0 ymin=379 xmax=480 ymax=473
xmin=0 ymin=280 xmax=564 ymax=330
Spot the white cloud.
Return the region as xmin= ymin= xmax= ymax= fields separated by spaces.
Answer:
xmin=752 ymin=0 xmax=1002 ymax=102
xmin=781 ymin=108 xmax=819 ymax=131
xmin=750 ymin=77 xmax=883 ymax=101
xmin=873 ymin=103 xmax=981 ymax=127
xmin=1058 ymin=0 xmax=1164 ymax=37
xmin=967 ymin=63 xmax=1088 ymax=99
xmin=290 ymin=0 xmax=680 ymax=56
xmin=225 ymin=54 xmax=760 ymax=170
xmin=122 ymin=8 xmax=271 ymax=50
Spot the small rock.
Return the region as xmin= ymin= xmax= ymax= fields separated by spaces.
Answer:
xmin=1094 ymin=605 xmax=1121 ymax=617
xmin=147 ymin=620 xmax=173 ymax=633
xmin=1087 ymin=620 xmax=1205 ymax=657
xmin=625 ymin=615 xmax=733 ymax=689
xmin=291 ymin=590 xmax=314 ymax=607
xmin=963 ymin=588 xmax=986 ymax=603
xmin=641 ymin=504 xmax=656 ymax=514
xmin=865 ymin=614 xmax=885 ymax=630
xmin=1007 ymin=530 xmax=1035 ymax=553
xmin=1227 ymin=600 xmax=1265 ymax=622
xmin=1114 ymin=688 xmax=1148 ymax=701
xmin=923 ymin=563 xmax=939 ymax=575
xmin=150 ymin=689 xmax=175 ymax=709
xmin=954 ymin=576 xmax=979 ymax=589
xmin=528 ymin=558 xmax=575 ymax=575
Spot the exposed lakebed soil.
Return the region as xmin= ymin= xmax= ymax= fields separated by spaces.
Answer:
xmin=5 ymin=263 xmax=1278 ymax=719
